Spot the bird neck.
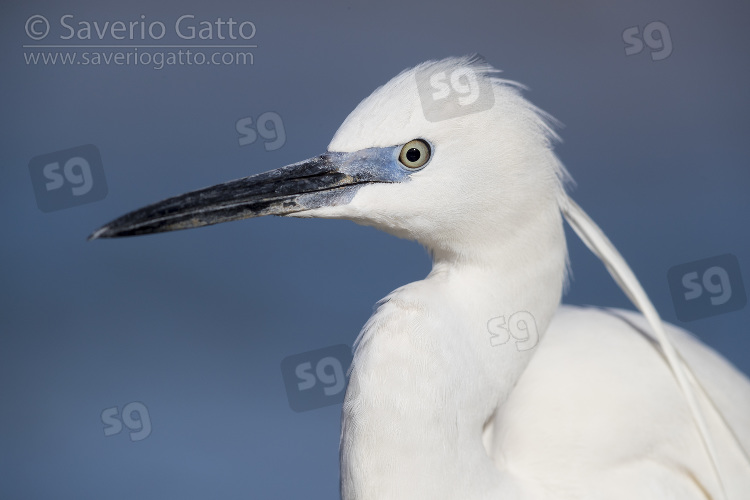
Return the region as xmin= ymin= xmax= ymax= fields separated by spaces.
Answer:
xmin=340 ymin=205 xmax=568 ymax=499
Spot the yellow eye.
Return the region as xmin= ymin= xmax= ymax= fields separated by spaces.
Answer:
xmin=398 ymin=139 xmax=431 ymax=169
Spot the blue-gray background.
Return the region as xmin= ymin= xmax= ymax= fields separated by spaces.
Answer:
xmin=2 ymin=1 xmax=748 ymax=498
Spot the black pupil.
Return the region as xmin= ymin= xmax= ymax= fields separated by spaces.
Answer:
xmin=406 ymin=147 xmax=421 ymax=163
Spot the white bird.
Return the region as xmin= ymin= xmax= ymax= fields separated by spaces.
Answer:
xmin=91 ymin=56 xmax=750 ymax=499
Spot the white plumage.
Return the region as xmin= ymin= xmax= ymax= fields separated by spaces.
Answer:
xmin=310 ymin=57 xmax=750 ymax=499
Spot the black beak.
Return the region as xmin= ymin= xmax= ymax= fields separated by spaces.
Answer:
xmin=88 ymin=148 xmax=403 ymax=240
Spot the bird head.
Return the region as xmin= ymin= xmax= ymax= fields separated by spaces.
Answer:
xmin=90 ymin=56 xmax=569 ymax=262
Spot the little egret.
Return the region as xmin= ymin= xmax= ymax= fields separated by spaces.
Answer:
xmin=91 ymin=56 xmax=750 ymax=499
